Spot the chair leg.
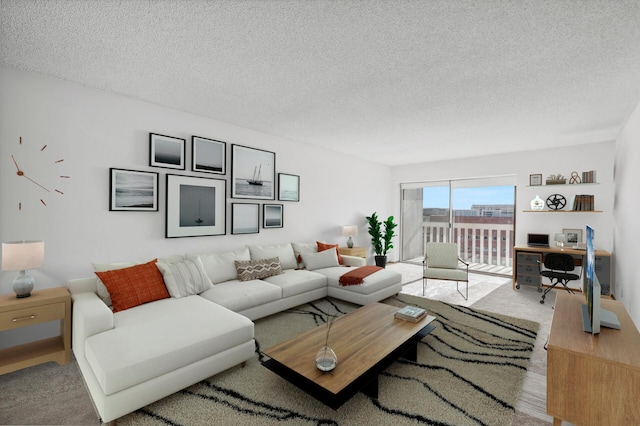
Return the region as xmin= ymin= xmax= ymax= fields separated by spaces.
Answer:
xmin=422 ymin=277 xmax=426 ymax=296
xmin=456 ymin=281 xmax=468 ymax=300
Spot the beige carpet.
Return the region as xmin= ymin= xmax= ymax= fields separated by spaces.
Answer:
xmin=110 ymin=295 xmax=538 ymax=426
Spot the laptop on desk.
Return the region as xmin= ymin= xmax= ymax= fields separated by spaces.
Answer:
xmin=527 ymin=233 xmax=550 ymax=247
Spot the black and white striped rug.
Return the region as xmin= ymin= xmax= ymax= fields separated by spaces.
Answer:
xmin=119 ymin=294 xmax=538 ymax=426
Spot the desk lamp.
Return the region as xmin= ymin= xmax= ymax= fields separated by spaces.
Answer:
xmin=2 ymin=240 xmax=45 ymax=298
xmin=554 ymin=233 xmax=565 ymax=248
xmin=342 ymin=226 xmax=358 ymax=248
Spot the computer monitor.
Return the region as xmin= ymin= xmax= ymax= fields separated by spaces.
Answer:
xmin=581 ymin=225 xmax=620 ymax=334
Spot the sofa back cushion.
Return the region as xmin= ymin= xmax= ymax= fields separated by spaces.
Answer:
xmin=291 ymin=242 xmax=318 ymax=268
xmin=300 ymin=249 xmax=340 ymax=271
xmin=156 ymin=255 xmax=213 ymax=298
xmin=248 ymin=243 xmax=297 ymax=270
xmin=198 ymin=247 xmax=251 ymax=284
xmin=94 ymin=259 xmax=170 ymax=312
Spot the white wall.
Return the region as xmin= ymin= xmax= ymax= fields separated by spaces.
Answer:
xmin=390 ymin=141 xmax=615 ymax=256
xmin=614 ymin=101 xmax=640 ymax=327
xmin=0 ymin=66 xmax=393 ymax=345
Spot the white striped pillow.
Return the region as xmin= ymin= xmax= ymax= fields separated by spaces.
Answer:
xmin=156 ymin=255 xmax=213 ymax=298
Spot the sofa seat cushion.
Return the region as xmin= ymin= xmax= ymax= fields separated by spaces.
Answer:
xmin=263 ymin=269 xmax=327 ymax=298
xmin=319 ymin=266 xmax=402 ymax=295
xmin=199 ymin=279 xmax=281 ymax=312
xmin=84 ymin=296 xmax=253 ymax=396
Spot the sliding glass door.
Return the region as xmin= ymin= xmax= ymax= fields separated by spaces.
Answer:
xmin=400 ymin=176 xmax=516 ymax=271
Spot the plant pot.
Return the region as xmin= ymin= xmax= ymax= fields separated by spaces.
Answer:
xmin=374 ymin=255 xmax=387 ymax=268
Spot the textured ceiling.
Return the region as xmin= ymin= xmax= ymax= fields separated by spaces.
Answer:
xmin=2 ymin=0 xmax=640 ymax=166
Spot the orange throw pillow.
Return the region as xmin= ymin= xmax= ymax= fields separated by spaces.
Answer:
xmin=316 ymin=241 xmax=343 ymax=265
xmin=95 ymin=259 xmax=169 ymax=312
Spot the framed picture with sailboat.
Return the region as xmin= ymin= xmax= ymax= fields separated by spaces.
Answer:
xmin=231 ymin=144 xmax=275 ymax=200
xmin=165 ymin=174 xmax=226 ymax=238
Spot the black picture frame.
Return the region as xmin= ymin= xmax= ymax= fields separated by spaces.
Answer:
xmin=165 ymin=174 xmax=226 ymax=238
xmin=263 ymin=204 xmax=283 ymax=228
xmin=192 ymin=136 xmax=226 ymax=174
xmin=150 ymin=133 xmax=186 ymax=170
xmin=529 ymin=173 xmax=542 ymax=186
xmin=278 ymin=173 xmax=300 ymax=201
xmin=109 ymin=168 xmax=159 ymax=212
xmin=231 ymin=203 xmax=260 ymax=234
xmin=231 ymin=144 xmax=275 ymax=200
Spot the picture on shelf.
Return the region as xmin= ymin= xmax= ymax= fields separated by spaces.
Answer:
xmin=529 ymin=173 xmax=542 ymax=186
xmin=563 ymin=228 xmax=583 ymax=245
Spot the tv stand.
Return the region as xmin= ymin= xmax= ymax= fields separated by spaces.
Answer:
xmin=548 ymin=292 xmax=640 ymax=425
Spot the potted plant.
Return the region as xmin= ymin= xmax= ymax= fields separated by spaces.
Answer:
xmin=366 ymin=212 xmax=398 ymax=268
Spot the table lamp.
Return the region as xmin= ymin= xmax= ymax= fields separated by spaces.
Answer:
xmin=554 ymin=233 xmax=565 ymax=248
xmin=2 ymin=240 xmax=45 ymax=298
xmin=342 ymin=225 xmax=358 ymax=248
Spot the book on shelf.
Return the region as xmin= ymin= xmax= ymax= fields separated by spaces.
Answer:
xmin=395 ymin=305 xmax=427 ymax=322
xmin=572 ymin=194 xmax=594 ymax=211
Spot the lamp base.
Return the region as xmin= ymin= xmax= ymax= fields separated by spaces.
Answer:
xmin=13 ymin=270 xmax=34 ymax=298
xmin=347 ymin=237 xmax=354 ymax=248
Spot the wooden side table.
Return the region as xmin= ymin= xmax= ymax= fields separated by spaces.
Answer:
xmin=339 ymin=246 xmax=366 ymax=258
xmin=0 ymin=287 xmax=71 ymax=374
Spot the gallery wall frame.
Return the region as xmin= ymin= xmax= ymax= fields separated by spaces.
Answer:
xmin=109 ymin=168 xmax=159 ymax=212
xmin=231 ymin=203 xmax=260 ymax=234
xmin=150 ymin=133 xmax=186 ymax=170
xmin=263 ymin=204 xmax=283 ymax=228
xmin=192 ymin=136 xmax=226 ymax=174
xmin=165 ymin=174 xmax=226 ymax=238
xmin=278 ymin=173 xmax=300 ymax=201
xmin=231 ymin=144 xmax=275 ymax=200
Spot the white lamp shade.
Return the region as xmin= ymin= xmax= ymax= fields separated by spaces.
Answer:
xmin=554 ymin=233 xmax=565 ymax=242
xmin=342 ymin=226 xmax=358 ymax=237
xmin=2 ymin=241 xmax=45 ymax=271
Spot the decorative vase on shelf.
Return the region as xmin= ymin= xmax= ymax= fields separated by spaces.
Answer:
xmin=530 ymin=195 xmax=544 ymax=211
xmin=315 ymin=346 xmax=337 ymax=372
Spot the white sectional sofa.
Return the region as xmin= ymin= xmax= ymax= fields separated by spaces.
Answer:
xmin=69 ymin=242 xmax=402 ymax=423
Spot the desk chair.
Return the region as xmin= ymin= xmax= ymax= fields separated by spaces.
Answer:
xmin=423 ymin=242 xmax=469 ymax=300
xmin=539 ymin=253 xmax=580 ymax=304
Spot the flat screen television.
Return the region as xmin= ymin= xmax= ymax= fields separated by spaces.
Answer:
xmin=581 ymin=225 xmax=620 ymax=334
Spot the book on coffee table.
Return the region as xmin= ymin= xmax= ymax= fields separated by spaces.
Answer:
xmin=395 ymin=306 xmax=427 ymax=322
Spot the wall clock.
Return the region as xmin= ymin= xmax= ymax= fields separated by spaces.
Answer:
xmin=10 ymin=136 xmax=70 ymax=210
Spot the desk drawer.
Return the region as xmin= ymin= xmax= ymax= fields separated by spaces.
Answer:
xmin=517 ymin=253 xmax=541 ymax=265
xmin=517 ymin=263 xmax=539 ymax=275
xmin=517 ymin=274 xmax=540 ymax=287
xmin=0 ymin=302 xmax=65 ymax=331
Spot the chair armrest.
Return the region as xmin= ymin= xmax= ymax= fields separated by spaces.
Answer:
xmin=71 ymin=292 xmax=114 ymax=356
xmin=342 ymin=255 xmax=366 ymax=267
xmin=457 ymin=257 xmax=469 ymax=266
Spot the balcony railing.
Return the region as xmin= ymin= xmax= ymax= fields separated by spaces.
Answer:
xmin=418 ymin=222 xmax=514 ymax=274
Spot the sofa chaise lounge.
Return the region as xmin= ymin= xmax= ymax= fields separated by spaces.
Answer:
xmin=69 ymin=242 xmax=402 ymax=423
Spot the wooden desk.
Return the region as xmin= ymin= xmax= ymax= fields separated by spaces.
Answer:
xmin=547 ymin=292 xmax=640 ymax=425
xmin=513 ymin=246 xmax=612 ymax=296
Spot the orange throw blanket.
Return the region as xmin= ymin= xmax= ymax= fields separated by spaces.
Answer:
xmin=339 ymin=265 xmax=383 ymax=286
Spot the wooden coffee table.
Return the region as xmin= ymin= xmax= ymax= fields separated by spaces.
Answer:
xmin=262 ymin=302 xmax=436 ymax=409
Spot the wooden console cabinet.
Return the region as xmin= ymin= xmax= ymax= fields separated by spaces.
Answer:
xmin=338 ymin=246 xmax=366 ymax=258
xmin=547 ymin=292 xmax=640 ymax=425
xmin=0 ymin=287 xmax=71 ymax=374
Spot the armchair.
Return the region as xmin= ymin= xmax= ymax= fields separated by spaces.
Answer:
xmin=423 ymin=242 xmax=469 ymax=300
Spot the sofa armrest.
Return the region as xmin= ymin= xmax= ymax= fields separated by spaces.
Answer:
xmin=342 ymin=255 xmax=366 ymax=267
xmin=71 ymin=292 xmax=114 ymax=357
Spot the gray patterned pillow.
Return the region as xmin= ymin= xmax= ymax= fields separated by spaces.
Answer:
xmin=235 ymin=257 xmax=283 ymax=282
